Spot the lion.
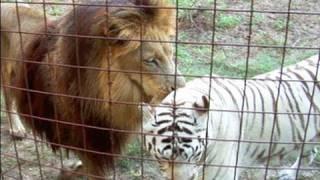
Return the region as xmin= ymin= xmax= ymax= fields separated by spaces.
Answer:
xmin=1 ymin=0 xmax=185 ymax=179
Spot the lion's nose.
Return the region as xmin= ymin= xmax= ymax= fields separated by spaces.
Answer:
xmin=170 ymin=75 xmax=186 ymax=91
xmin=176 ymin=75 xmax=186 ymax=88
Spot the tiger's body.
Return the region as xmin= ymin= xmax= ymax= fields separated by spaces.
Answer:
xmin=143 ymin=55 xmax=320 ymax=180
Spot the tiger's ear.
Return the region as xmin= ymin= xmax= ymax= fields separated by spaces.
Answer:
xmin=193 ymin=95 xmax=210 ymax=115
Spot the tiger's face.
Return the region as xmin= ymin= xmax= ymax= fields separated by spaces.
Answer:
xmin=143 ymin=90 xmax=210 ymax=180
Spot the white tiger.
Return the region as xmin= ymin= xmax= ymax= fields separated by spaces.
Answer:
xmin=142 ymin=55 xmax=320 ymax=180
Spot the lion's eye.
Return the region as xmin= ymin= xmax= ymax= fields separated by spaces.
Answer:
xmin=144 ymin=58 xmax=159 ymax=66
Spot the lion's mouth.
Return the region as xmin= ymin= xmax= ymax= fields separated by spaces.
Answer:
xmin=144 ymin=95 xmax=153 ymax=103
xmin=150 ymin=92 xmax=167 ymax=104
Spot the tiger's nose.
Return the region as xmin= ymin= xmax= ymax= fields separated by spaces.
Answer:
xmin=172 ymin=146 xmax=185 ymax=157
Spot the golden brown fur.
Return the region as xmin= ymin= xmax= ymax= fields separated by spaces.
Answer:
xmin=1 ymin=3 xmax=49 ymax=138
xmin=1 ymin=1 xmax=185 ymax=178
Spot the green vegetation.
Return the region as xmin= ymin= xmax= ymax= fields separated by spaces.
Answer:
xmin=272 ymin=16 xmax=293 ymax=32
xmin=254 ymin=31 xmax=285 ymax=46
xmin=253 ymin=13 xmax=266 ymax=25
xmin=273 ymin=18 xmax=287 ymax=31
xmin=177 ymin=45 xmax=316 ymax=78
xmin=47 ymin=5 xmax=64 ymax=16
xmin=176 ymin=0 xmax=197 ymax=7
xmin=118 ymin=140 xmax=143 ymax=170
xmin=216 ymin=14 xmax=242 ymax=29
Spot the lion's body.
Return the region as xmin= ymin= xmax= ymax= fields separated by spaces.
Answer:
xmin=1 ymin=1 xmax=185 ymax=178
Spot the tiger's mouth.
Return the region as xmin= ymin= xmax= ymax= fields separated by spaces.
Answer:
xmin=162 ymin=163 xmax=199 ymax=180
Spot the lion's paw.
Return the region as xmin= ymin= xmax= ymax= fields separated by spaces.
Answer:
xmin=8 ymin=113 xmax=27 ymax=140
xmin=58 ymin=160 xmax=83 ymax=180
xmin=9 ymin=129 xmax=26 ymax=140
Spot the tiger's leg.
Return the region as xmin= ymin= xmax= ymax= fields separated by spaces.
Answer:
xmin=278 ymin=133 xmax=320 ymax=179
xmin=278 ymin=146 xmax=319 ymax=180
xmin=308 ymin=146 xmax=319 ymax=165
xmin=278 ymin=156 xmax=301 ymax=180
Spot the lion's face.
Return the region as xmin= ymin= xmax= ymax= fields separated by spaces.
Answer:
xmin=116 ymin=41 xmax=186 ymax=103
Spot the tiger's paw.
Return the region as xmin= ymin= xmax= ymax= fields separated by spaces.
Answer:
xmin=278 ymin=171 xmax=296 ymax=180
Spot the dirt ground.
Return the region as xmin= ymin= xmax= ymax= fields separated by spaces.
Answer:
xmin=0 ymin=117 xmax=165 ymax=180
xmin=1 ymin=0 xmax=320 ymax=179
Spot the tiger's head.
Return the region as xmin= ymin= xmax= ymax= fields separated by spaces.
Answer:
xmin=143 ymin=89 xmax=210 ymax=180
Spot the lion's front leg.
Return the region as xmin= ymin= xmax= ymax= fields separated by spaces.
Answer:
xmin=59 ymin=159 xmax=107 ymax=180
xmin=8 ymin=113 xmax=26 ymax=139
xmin=58 ymin=159 xmax=84 ymax=180
xmin=6 ymin=100 xmax=27 ymax=139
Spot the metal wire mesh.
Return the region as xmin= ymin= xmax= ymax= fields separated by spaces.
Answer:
xmin=1 ymin=0 xmax=319 ymax=179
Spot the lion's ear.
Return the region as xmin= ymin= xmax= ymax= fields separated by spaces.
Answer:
xmin=103 ymin=0 xmax=174 ymax=47
xmin=134 ymin=0 xmax=175 ymax=35
xmin=104 ymin=22 xmax=131 ymax=47
xmin=134 ymin=0 xmax=159 ymax=16
xmin=134 ymin=0 xmax=174 ymax=25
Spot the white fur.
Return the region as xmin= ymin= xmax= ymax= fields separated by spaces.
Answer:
xmin=144 ymin=55 xmax=320 ymax=180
